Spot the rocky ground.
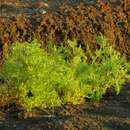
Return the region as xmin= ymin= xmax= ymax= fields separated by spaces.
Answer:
xmin=0 ymin=0 xmax=130 ymax=130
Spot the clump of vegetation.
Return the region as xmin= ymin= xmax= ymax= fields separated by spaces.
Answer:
xmin=0 ymin=39 xmax=84 ymax=111
xmin=0 ymin=35 xmax=129 ymax=111
xmin=75 ymin=35 xmax=130 ymax=101
xmin=0 ymin=83 xmax=17 ymax=107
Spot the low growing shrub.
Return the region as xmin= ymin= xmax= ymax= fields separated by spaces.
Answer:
xmin=0 ymin=39 xmax=84 ymax=111
xmin=75 ymin=35 xmax=130 ymax=101
xmin=0 ymin=83 xmax=18 ymax=107
xmin=0 ymin=35 xmax=130 ymax=111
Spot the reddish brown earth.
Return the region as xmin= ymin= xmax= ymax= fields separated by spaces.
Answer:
xmin=0 ymin=0 xmax=130 ymax=58
xmin=0 ymin=0 xmax=130 ymax=130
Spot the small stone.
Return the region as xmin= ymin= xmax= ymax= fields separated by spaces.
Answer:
xmin=37 ymin=1 xmax=48 ymax=8
xmin=109 ymin=0 xmax=121 ymax=4
xmin=13 ymin=124 xmax=16 ymax=127
xmin=41 ymin=10 xmax=47 ymax=14
xmin=83 ymin=0 xmax=96 ymax=5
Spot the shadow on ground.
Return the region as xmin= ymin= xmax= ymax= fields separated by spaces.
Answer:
xmin=0 ymin=84 xmax=130 ymax=130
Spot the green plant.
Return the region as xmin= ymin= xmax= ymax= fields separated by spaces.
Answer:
xmin=75 ymin=35 xmax=130 ymax=101
xmin=0 ymin=39 xmax=84 ymax=111
xmin=0 ymin=35 xmax=129 ymax=111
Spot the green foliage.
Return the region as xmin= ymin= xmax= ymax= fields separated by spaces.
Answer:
xmin=75 ymin=35 xmax=130 ymax=100
xmin=0 ymin=35 xmax=130 ymax=111
xmin=0 ymin=39 xmax=84 ymax=111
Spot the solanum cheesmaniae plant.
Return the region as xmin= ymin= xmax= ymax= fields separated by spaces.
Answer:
xmin=75 ymin=35 xmax=130 ymax=101
xmin=0 ymin=39 xmax=85 ymax=111
xmin=0 ymin=35 xmax=130 ymax=111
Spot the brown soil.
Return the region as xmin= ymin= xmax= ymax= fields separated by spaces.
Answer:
xmin=0 ymin=0 xmax=130 ymax=130
xmin=0 ymin=0 xmax=130 ymax=59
